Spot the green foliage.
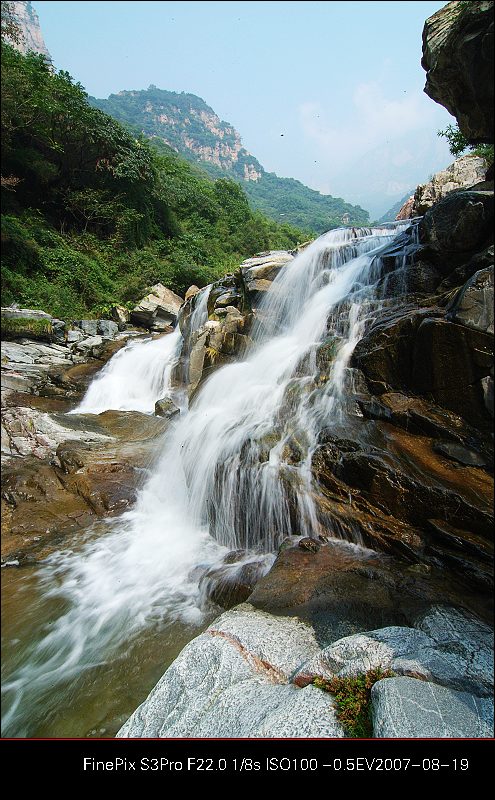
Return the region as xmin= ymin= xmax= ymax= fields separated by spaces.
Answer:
xmin=0 ymin=315 xmax=53 ymax=341
xmin=245 ymin=173 xmax=369 ymax=234
xmin=91 ymin=86 xmax=370 ymax=234
xmin=1 ymin=1 xmax=23 ymax=46
xmin=438 ymin=123 xmax=494 ymax=165
xmin=1 ymin=44 xmax=308 ymax=320
xmin=313 ymin=668 xmax=394 ymax=738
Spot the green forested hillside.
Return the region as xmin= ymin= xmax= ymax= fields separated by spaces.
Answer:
xmin=91 ymin=87 xmax=370 ymax=233
xmin=1 ymin=44 xmax=308 ymax=319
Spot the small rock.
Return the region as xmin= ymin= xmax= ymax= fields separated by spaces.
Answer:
xmin=185 ymin=285 xmax=201 ymax=302
xmin=75 ymin=320 xmax=98 ymax=337
xmin=67 ymin=329 xmax=84 ymax=344
xmin=97 ymin=319 xmax=119 ymax=339
xmin=298 ymin=537 xmax=321 ymax=553
xmin=154 ymin=397 xmax=180 ymax=419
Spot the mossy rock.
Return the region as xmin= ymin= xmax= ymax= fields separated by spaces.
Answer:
xmin=1 ymin=316 xmax=53 ymax=342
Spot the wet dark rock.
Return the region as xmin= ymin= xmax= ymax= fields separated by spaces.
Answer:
xmin=419 ymin=190 xmax=494 ymax=263
xmin=436 ymin=245 xmax=494 ymax=292
xmin=357 ymin=392 xmax=492 ymax=464
xmin=432 ymin=441 xmax=488 ymax=468
xmin=426 ymin=519 xmax=493 ymax=563
xmin=378 ymin=259 xmax=442 ymax=297
xmin=422 ymin=0 xmax=494 ymax=143
xmin=200 ymin=560 xmax=266 ymax=610
xmin=154 ymin=397 xmax=180 ymax=419
xmin=412 ymin=317 xmax=493 ymax=429
xmin=351 ymin=307 xmax=436 ymax=394
xmin=446 ymin=266 xmax=494 ymax=335
xmin=353 ymin=305 xmax=493 ymax=431
xmin=248 ymin=540 xmax=492 ymax=642
xmin=311 ymin=421 xmax=493 ymax=596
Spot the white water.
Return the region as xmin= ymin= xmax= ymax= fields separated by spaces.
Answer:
xmin=73 ymin=329 xmax=182 ymax=414
xmin=2 ymin=223 xmax=413 ymax=736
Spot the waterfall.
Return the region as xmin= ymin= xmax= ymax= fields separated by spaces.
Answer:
xmin=72 ymin=329 xmax=182 ymax=415
xmin=2 ymin=222 xmax=414 ymax=736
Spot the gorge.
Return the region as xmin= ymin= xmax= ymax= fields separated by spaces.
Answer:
xmin=1 ymin=0 xmax=493 ymax=740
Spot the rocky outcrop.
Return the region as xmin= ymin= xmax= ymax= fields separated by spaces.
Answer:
xmin=174 ymin=251 xmax=296 ymax=398
xmin=446 ymin=266 xmax=494 ymax=334
xmin=118 ymin=604 xmax=344 ymax=738
xmin=118 ymin=600 xmax=492 ymax=738
xmin=1 ymin=308 xmax=57 ymax=342
xmin=397 ymin=154 xmax=489 ymax=219
xmin=294 ymin=606 xmax=493 ymax=697
xmin=131 ymin=283 xmax=183 ymax=331
xmin=322 ymin=182 xmax=495 ymax=598
xmin=395 ymin=196 xmax=415 ymax=220
xmin=1 ymin=409 xmax=168 ymax=564
xmin=422 ymin=1 xmax=494 ymax=143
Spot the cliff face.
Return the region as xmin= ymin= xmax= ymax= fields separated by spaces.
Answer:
xmin=8 ymin=1 xmax=51 ymax=60
xmin=422 ymin=0 xmax=494 ymax=143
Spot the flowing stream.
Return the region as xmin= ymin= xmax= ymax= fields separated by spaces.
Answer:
xmin=2 ymin=222 xmax=414 ymax=737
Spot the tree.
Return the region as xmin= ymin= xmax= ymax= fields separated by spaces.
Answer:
xmin=1 ymin=1 xmax=23 ymax=46
xmin=438 ymin=123 xmax=493 ymax=164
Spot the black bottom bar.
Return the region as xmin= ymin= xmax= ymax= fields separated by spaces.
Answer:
xmin=1 ymin=737 xmax=491 ymax=779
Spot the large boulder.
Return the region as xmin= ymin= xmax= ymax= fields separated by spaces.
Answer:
xmin=372 ymin=677 xmax=493 ymax=738
xmin=446 ymin=266 xmax=494 ymax=334
xmin=412 ymin=317 xmax=493 ymax=428
xmin=422 ymin=0 xmax=494 ymax=143
xmin=419 ymin=188 xmax=493 ymax=262
xmin=131 ymin=283 xmax=183 ymax=331
xmin=117 ymin=604 xmax=344 ymax=738
xmin=293 ymin=609 xmax=493 ymax=697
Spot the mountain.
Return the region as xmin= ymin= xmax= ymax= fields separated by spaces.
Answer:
xmin=377 ymin=192 xmax=414 ymax=223
xmin=6 ymin=1 xmax=51 ymax=60
xmin=90 ymin=87 xmax=370 ymax=233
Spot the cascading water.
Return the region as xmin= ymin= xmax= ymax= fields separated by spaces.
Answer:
xmin=73 ymin=287 xmax=211 ymax=415
xmin=2 ymin=222 xmax=415 ymax=736
xmin=73 ymin=329 xmax=182 ymax=414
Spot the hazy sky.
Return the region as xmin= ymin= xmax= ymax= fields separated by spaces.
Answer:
xmin=34 ymin=1 xmax=455 ymax=215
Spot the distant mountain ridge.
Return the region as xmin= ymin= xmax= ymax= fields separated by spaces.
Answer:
xmin=91 ymin=86 xmax=370 ymax=233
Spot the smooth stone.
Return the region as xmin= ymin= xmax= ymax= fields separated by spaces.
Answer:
xmin=293 ymin=622 xmax=492 ymax=697
xmin=117 ymin=604 xmax=336 ymax=738
xmin=414 ymin=605 xmax=494 ymax=696
xmin=372 ymin=677 xmax=493 ymax=738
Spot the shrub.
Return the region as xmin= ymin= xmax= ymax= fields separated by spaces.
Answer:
xmin=313 ymin=668 xmax=394 ymax=738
